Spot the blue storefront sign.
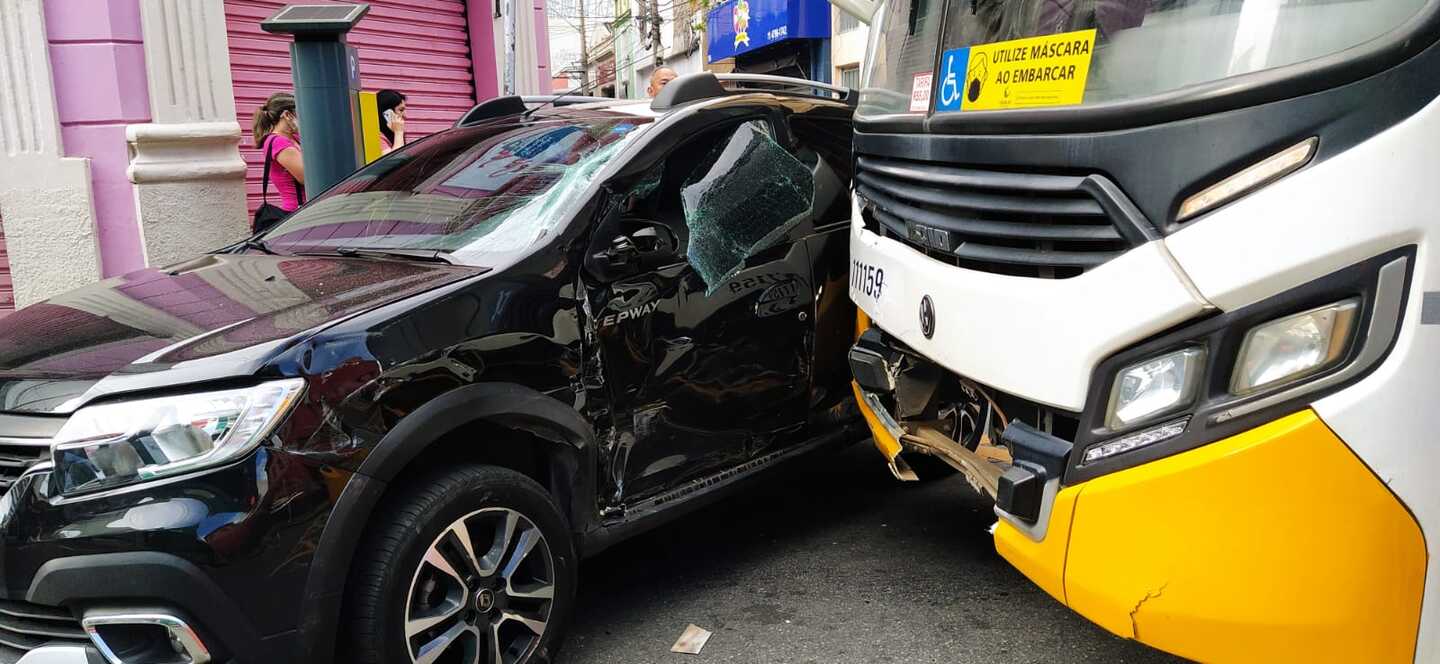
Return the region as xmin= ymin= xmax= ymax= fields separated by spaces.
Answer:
xmin=706 ymin=0 xmax=831 ymax=63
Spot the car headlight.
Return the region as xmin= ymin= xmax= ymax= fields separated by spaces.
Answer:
xmin=52 ymin=379 xmax=305 ymax=496
xmin=1105 ymin=347 xmax=1205 ymax=429
xmin=1231 ymin=299 xmax=1359 ymax=395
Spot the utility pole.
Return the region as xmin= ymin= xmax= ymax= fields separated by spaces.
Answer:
xmin=648 ymin=0 xmax=663 ymax=68
xmin=578 ymin=0 xmax=591 ymax=91
xmin=504 ymin=0 xmax=516 ymax=94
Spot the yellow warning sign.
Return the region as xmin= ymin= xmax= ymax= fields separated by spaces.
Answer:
xmin=934 ymin=29 xmax=1097 ymax=113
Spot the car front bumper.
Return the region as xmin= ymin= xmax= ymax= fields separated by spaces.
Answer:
xmin=9 ymin=645 xmax=103 ymax=664
xmin=0 ymin=446 xmax=343 ymax=664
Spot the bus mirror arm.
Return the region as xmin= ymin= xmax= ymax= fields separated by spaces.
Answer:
xmin=827 ymin=0 xmax=877 ymax=24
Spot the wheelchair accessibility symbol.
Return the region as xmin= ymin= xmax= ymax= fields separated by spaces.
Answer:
xmin=935 ymin=47 xmax=973 ymax=112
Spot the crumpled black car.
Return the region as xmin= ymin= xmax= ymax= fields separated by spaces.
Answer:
xmin=0 ymin=73 xmax=859 ymax=664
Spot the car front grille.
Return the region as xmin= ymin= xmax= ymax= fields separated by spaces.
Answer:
xmin=0 ymin=414 xmax=64 ymax=497
xmin=0 ymin=600 xmax=90 ymax=663
xmin=855 ymin=155 xmax=1147 ymax=279
xmin=0 ymin=438 xmax=50 ymax=496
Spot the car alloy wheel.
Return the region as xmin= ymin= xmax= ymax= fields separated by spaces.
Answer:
xmin=405 ymin=508 xmax=556 ymax=664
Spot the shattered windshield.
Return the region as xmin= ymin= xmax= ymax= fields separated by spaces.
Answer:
xmin=681 ymin=121 xmax=815 ymax=291
xmin=261 ymin=115 xmax=647 ymax=266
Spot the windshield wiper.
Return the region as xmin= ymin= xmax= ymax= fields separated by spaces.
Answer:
xmin=328 ymin=247 xmax=457 ymax=265
xmin=237 ymin=237 xmax=280 ymax=255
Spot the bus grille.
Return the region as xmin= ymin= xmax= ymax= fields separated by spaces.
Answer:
xmin=855 ymin=155 xmax=1144 ymax=279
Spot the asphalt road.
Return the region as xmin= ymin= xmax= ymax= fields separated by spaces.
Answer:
xmin=557 ymin=441 xmax=1182 ymax=664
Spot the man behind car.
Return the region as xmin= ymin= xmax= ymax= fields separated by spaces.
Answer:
xmin=648 ymin=67 xmax=678 ymax=97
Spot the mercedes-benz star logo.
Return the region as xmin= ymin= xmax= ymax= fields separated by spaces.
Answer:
xmin=919 ymin=295 xmax=935 ymax=339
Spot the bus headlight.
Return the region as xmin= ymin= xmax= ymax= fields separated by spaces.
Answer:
xmin=1231 ymin=299 xmax=1360 ymax=395
xmin=1105 ymin=347 xmax=1205 ymax=429
xmin=1073 ymin=250 xmax=1411 ymax=483
xmin=52 ymin=379 xmax=305 ymax=496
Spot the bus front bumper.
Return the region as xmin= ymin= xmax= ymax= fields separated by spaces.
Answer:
xmin=853 ymin=368 xmax=1427 ymax=661
xmin=991 ymin=409 xmax=1425 ymax=663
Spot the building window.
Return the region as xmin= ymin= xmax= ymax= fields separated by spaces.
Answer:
xmin=838 ymin=65 xmax=861 ymax=89
xmin=837 ymin=10 xmax=862 ymax=33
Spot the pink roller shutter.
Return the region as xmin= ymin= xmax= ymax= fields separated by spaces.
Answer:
xmin=224 ymin=0 xmax=477 ymax=216
xmin=0 ymin=214 xmax=13 ymax=317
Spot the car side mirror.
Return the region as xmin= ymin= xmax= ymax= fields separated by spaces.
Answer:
xmin=595 ymin=235 xmax=640 ymax=268
xmin=628 ymin=225 xmax=677 ymax=261
xmin=598 ymin=222 xmax=678 ymax=263
xmin=587 ymin=219 xmax=681 ymax=281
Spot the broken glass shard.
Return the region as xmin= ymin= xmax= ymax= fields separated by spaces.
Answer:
xmin=680 ymin=121 xmax=815 ymax=292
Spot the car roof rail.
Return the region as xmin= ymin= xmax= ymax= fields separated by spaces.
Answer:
xmin=650 ymin=72 xmax=855 ymax=112
xmin=456 ymin=94 xmax=607 ymax=127
xmin=716 ymin=73 xmax=855 ymax=103
xmin=455 ymin=96 xmax=528 ymax=127
xmin=519 ymin=95 xmax=598 ymax=107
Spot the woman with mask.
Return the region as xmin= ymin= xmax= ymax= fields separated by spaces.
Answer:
xmin=251 ymin=92 xmax=305 ymax=232
xmin=377 ymin=89 xmax=407 ymax=154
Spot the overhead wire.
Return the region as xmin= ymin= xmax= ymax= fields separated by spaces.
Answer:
xmin=549 ymin=36 xmax=679 ymax=96
xmin=546 ymin=0 xmax=711 ymax=92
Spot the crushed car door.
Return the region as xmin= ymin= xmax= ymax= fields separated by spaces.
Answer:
xmin=588 ymin=117 xmax=819 ymax=504
xmin=789 ymin=111 xmax=859 ymax=431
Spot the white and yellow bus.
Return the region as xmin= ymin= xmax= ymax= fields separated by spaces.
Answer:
xmin=840 ymin=1 xmax=1440 ymax=661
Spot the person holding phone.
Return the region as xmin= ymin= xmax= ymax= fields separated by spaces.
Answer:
xmin=377 ymin=89 xmax=407 ymax=154
xmin=250 ymin=92 xmax=304 ymax=232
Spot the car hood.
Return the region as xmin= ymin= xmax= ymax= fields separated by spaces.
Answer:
xmin=0 ymin=253 xmax=483 ymax=414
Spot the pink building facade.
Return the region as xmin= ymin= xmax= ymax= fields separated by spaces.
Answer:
xmin=0 ymin=0 xmax=549 ymax=313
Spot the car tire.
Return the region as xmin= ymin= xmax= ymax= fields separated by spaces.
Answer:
xmin=345 ymin=465 xmax=576 ymax=664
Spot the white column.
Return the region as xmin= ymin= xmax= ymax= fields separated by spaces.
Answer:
xmin=510 ymin=0 xmax=541 ymax=94
xmin=0 ymin=0 xmax=104 ymax=307
xmin=128 ymin=0 xmax=248 ymax=268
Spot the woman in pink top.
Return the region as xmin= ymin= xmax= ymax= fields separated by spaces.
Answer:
xmin=377 ymin=89 xmax=407 ymax=155
xmin=251 ymin=93 xmax=306 ymax=216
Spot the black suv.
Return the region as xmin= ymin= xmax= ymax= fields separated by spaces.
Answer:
xmin=0 ymin=74 xmax=859 ymax=664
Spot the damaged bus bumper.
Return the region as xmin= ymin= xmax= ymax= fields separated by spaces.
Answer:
xmin=849 ymin=312 xmax=1011 ymax=491
xmin=998 ymin=409 xmax=1424 ymax=663
xmin=850 ymin=207 xmax=1429 ymax=660
xmin=853 ymin=326 xmax=1426 ymax=662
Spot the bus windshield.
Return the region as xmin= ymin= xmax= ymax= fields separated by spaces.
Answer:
xmin=860 ymin=0 xmax=1429 ymax=118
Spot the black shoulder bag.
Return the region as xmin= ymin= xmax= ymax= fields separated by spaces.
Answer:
xmin=253 ymin=135 xmax=290 ymax=234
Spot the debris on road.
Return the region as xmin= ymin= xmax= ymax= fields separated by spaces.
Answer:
xmin=671 ymin=624 xmax=712 ymax=655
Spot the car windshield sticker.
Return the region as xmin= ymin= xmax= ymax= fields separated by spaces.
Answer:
xmin=681 ymin=121 xmax=814 ymax=294
xmin=909 ymin=72 xmax=933 ymax=112
xmin=934 ymin=29 xmax=1096 ymax=113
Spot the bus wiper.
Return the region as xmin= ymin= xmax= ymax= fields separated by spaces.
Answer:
xmin=332 ymin=247 xmax=457 ymax=265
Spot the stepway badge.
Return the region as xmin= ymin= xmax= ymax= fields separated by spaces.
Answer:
xmin=935 ymin=29 xmax=1097 ymax=113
